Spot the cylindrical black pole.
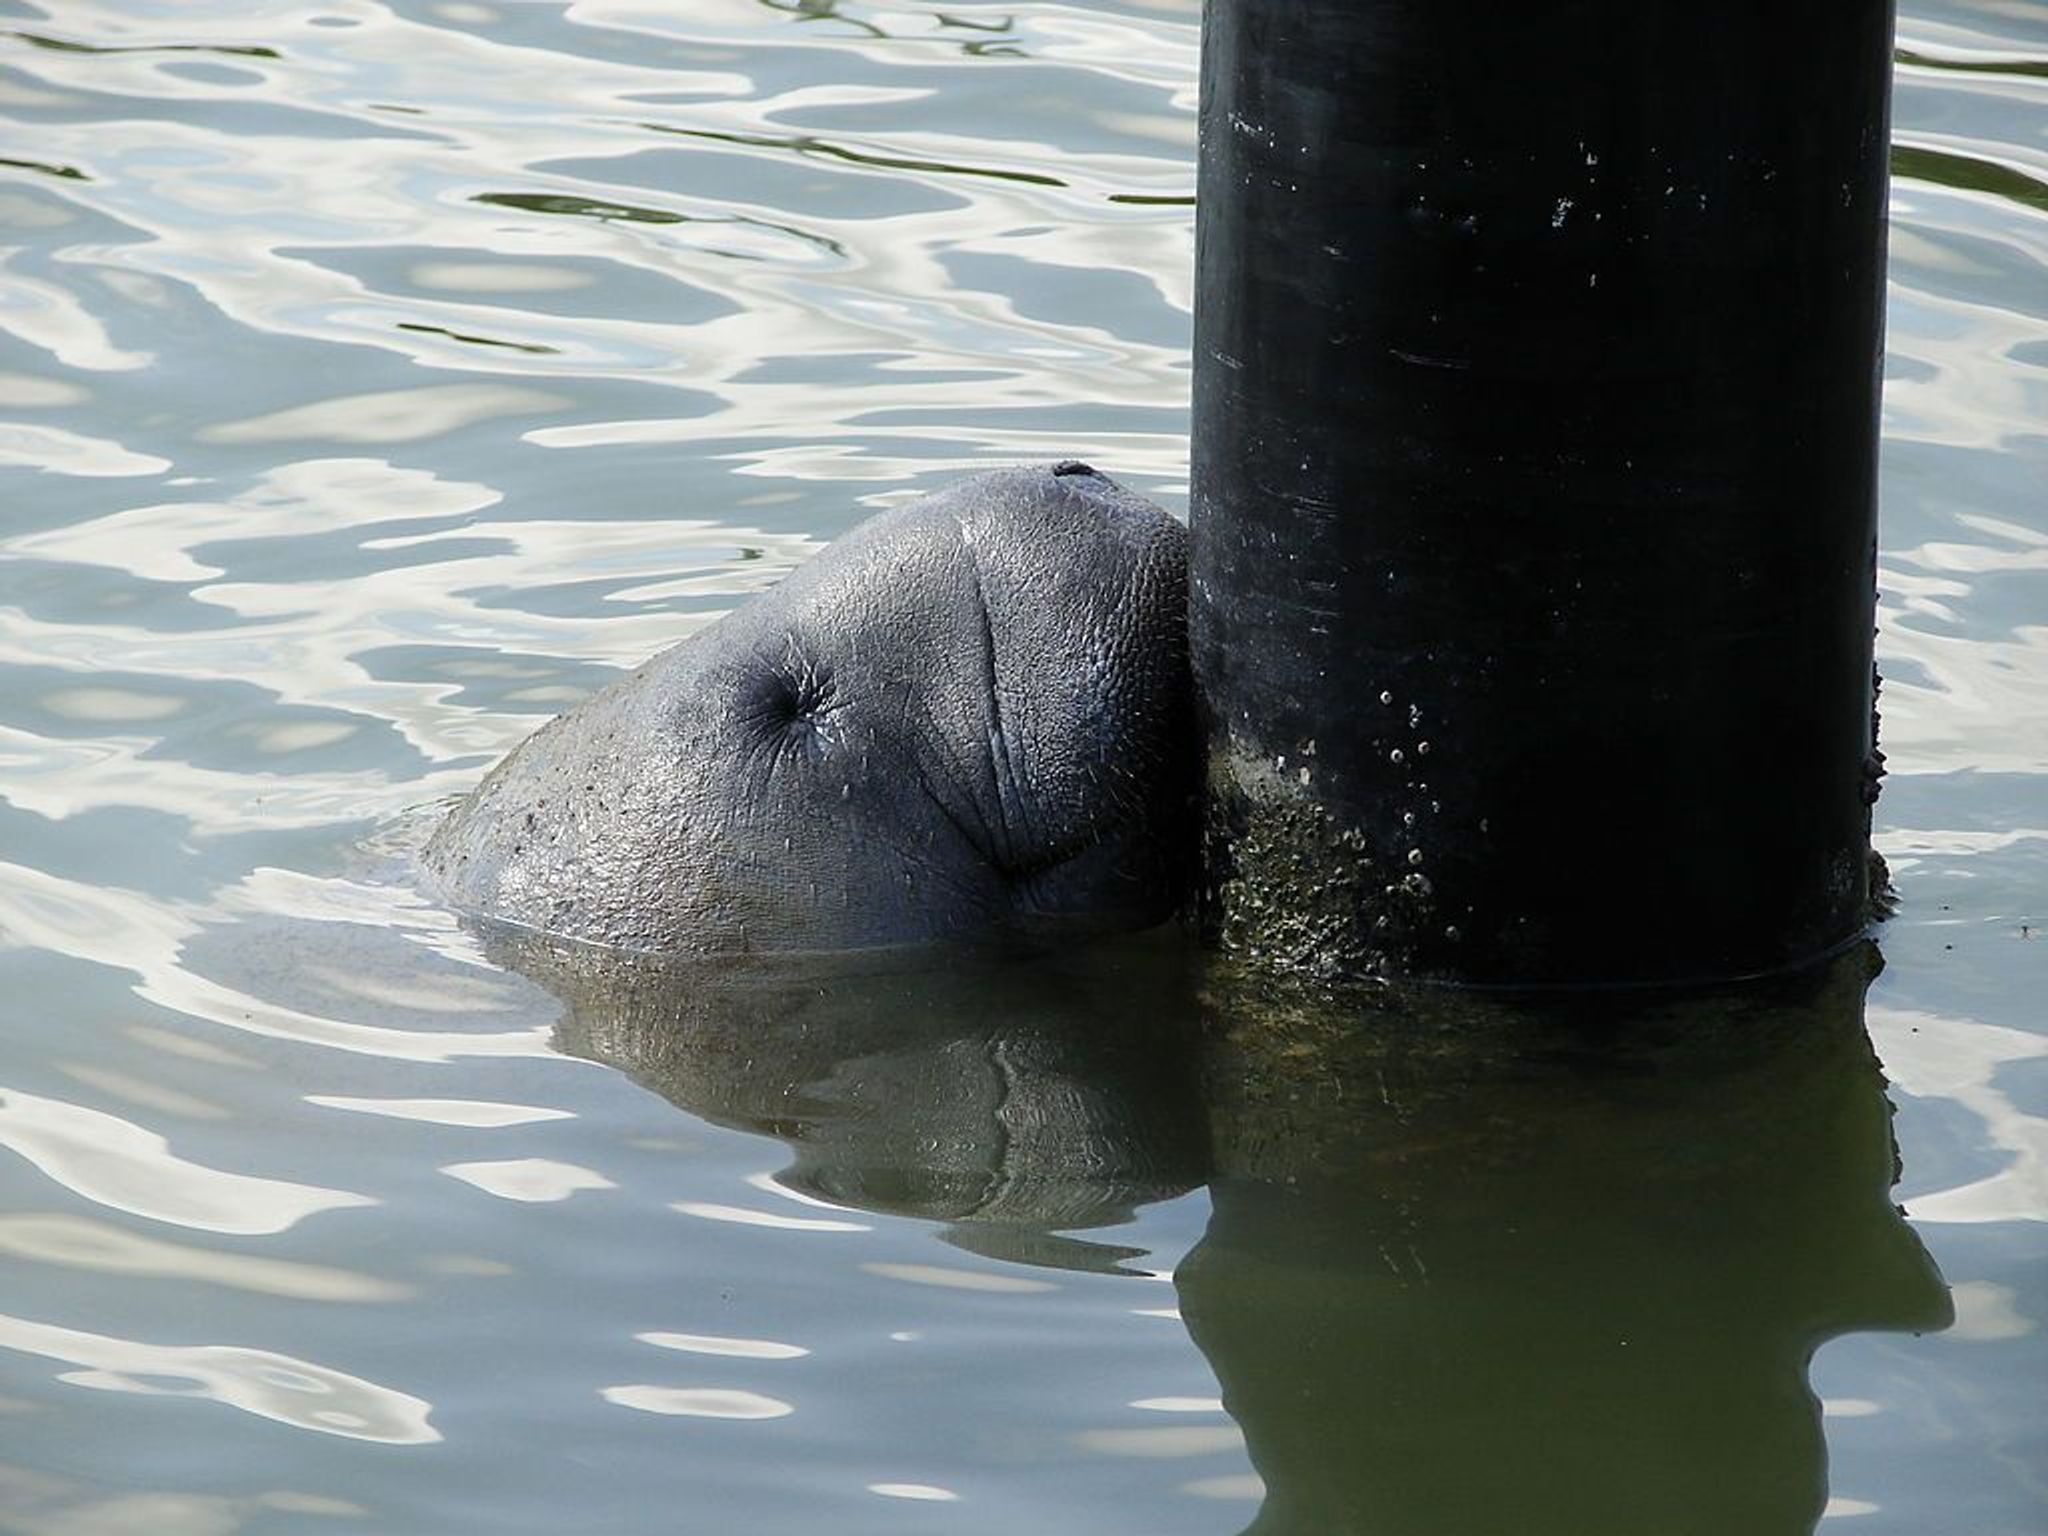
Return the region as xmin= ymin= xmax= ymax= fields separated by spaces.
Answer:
xmin=1190 ymin=1 xmax=1897 ymax=986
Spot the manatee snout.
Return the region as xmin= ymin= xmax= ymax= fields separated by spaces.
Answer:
xmin=423 ymin=464 xmax=1195 ymax=953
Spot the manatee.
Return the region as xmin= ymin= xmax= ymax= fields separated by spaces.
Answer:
xmin=423 ymin=463 xmax=1193 ymax=953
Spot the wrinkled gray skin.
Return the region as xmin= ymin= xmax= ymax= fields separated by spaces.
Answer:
xmin=423 ymin=463 xmax=1193 ymax=953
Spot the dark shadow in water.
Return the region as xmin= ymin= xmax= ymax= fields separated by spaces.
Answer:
xmin=639 ymin=123 xmax=1068 ymax=189
xmin=486 ymin=926 xmax=1950 ymax=1534
xmin=1891 ymin=144 xmax=2048 ymax=215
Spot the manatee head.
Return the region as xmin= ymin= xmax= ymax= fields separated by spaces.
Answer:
xmin=423 ymin=463 xmax=1193 ymax=953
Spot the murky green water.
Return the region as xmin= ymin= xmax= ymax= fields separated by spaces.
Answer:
xmin=0 ymin=1 xmax=2042 ymax=1531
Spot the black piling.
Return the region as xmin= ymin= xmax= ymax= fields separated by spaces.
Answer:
xmin=1190 ymin=1 xmax=1898 ymax=985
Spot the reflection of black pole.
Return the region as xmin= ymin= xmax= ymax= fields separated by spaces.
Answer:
xmin=1190 ymin=3 xmax=1897 ymax=984
xmin=1181 ymin=948 xmax=1951 ymax=1535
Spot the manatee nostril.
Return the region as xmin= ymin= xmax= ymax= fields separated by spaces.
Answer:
xmin=747 ymin=662 xmax=835 ymax=739
xmin=1050 ymin=459 xmax=1097 ymax=478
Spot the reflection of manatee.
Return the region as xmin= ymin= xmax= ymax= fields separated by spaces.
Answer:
xmin=500 ymin=929 xmax=1209 ymax=1262
xmin=1180 ymin=945 xmax=1952 ymax=1536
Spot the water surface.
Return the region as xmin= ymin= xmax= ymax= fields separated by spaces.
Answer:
xmin=0 ymin=1 xmax=2043 ymax=1531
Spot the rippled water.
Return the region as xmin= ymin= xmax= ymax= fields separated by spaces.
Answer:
xmin=0 ymin=1 xmax=2042 ymax=1531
